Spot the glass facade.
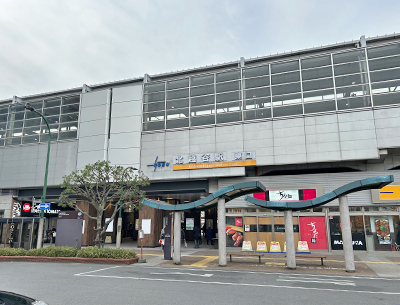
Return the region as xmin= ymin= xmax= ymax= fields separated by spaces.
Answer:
xmin=0 ymin=95 xmax=80 ymax=146
xmin=142 ymin=42 xmax=400 ymax=131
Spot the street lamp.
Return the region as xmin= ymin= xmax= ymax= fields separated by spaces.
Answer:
xmin=116 ymin=166 xmax=138 ymax=249
xmin=25 ymin=103 xmax=51 ymax=249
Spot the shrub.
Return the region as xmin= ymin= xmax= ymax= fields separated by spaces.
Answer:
xmin=0 ymin=248 xmax=27 ymax=256
xmin=26 ymin=246 xmax=78 ymax=257
xmin=77 ymin=247 xmax=136 ymax=259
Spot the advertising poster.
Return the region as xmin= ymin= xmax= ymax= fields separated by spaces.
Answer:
xmin=226 ymin=217 xmax=243 ymax=247
xmin=186 ymin=218 xmax=194 ymax=230
xmin=244 ymin=224 xmax=250 ymax=232
xmin=235 ymin=218 xmax=243 ymax=226
xmin=299 ymin=216 xmax=328 ymax=250
xmin=375 ymin=219 xmax=391 ymax=244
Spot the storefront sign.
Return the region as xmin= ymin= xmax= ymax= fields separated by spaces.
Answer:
xmin=172 ymin=151 xmax=256 ymax=171
xmin=371 ymin=184 xmax=400 ymax=203
xmin=235 ymin=218 xmax=243 ymax=226
xmin=186 ymin=218 xmax=194 ymax=230
xmin=254 ymin=189 xmax=317 ymax=202
xmin=23 ymin=203 xmax=31 ymax=212
xmin=299 ymin=217 xmax=327 ymax=250
xmin=244 ymin=224 xmax=250 ymax=232
xmin=331 ymin=234 xmax=366 ymax=250
xmin=148 ymin=156 xmax=170 ymax=172
xmin=375 ymin=219 xmax=391 ymax=244
xmin=12 ymin=202 xmax=21 ymax=218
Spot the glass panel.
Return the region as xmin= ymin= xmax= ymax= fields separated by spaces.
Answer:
xmin=271 ymin=82 xmax=301 ymax=96
xmin=8 ymin=111 xmax=24 ymax=121
xmin=23 ymin=126 xmax=41 ymax=136
xmin=301 ymin=67 xmax=332 ymax=81
xmin=371 ymin=80 xmax=400 ymax=94
xmin=243 ymin=65 xmax=269 ymax=78
xmin=191 ymin=115 xmax=215 ymax=126
xmin=337 ymin=96 xmax=371 ymax=110
xmin=244 ymin=87 xmax=270 ymax=99
xmin=60 ymin=122 xmax=78 ymax=133
xmin=167 ymin=78 xmax=189 ymax=90
xmin=191 ymin=105 xmax=215 ymax=116
xmin=60 ymin=113 xmax=78 ymax=123
xmin=373 ymin=91 xmax=400 ymax=106
xmin=63 ymin=96 xmax=80 ymax=105
xmin=144 ymin=91 xmax=165 ymax=103
xmin=7 ymin=120 xmax=23 ymax=129
xmin=166 ymin=108 xmax=189 ymax=119
xmin=272 ymin=93 xmax=302 ymax=106
xmin=166 ymin=88 xmax=189 ymax=100
xmin=243 ymin=76 xmax=270 ymax=89
xmin=25 ymin=108 xmax=43 ymax=119
xmin=216 ymin=80 xmax=240 ymax=93
xmin=368 ymin=56 xmax=400 ymax=71
xmin=143 ymin=111 xmax=164 ymax=122
xmin=244 ymin=108 xmax=271 ymax=120
xmin=245 ymin=97 xmax=271 ymax=109
xmin=144 ymin=82 xmax=165 ymax=94
xmin=166 ymin=98 xmax=189 ymax=110
xmin=368 ymin=44 xmax=400 ymax=59
xmin=191 ymin=95 xmax=214 ymax=107
xmin=216 ymin=101 xmax=242 ymax=113
xmin=166 ymin=118 xmax=189 ymax=129
xmin=22 ymin=135 xmax=39 ymax=144
xmin=143 ymin=101 xmax=165 ymax=112
xmin=370 ymin=68 xmax=400 ymax=83
xmin=216 ymin=70 xmax=240 ymax=82
xmin=0 ymin=139 xmax=4 ymax=146
xmin=271 ymin=61 xmax=299 ymax=74
xmin=273 ymin=104 xmax=303 ymax=117
xmin=0 ymin=114 xmax=7 ymax=123
xmin=0 ymin=106 xmax=8 ymax=114
xmin=191 ymin=84 xmax=214 ymax=97
xmin=301 ymin=55 xmax=331 ymax=69
xmin=58 ymin=130 xmax=78 ymax=140
xmin=143 ymin=121 xmax=165 ymax=131
xmin=335 ymin=73 xmax=369 ymax=87
xmin=271 ymin=71 xmax=300 ymax=85
xmin=0 ymin=122 xmax=6 ymax=131
xmin=5 ymin=137 xmax=21 ymax=145
xmin=303 ymin=89 xmax=335 ymax=102
xmin=191 ymin=74 xmax=214 ymax=86
xmin=7 ymin=128 xmax=23 ymax=137
xmin=43 ymin=107 xmax=60 ymax=117
xmin=216 ymin=111 xmax=242 ymax=123
xmin=334 ymin=61 xmax=367 ymax=76
xmin=304 ymin=100 xmax=336 ymax=113
xmin=41 ymin=124 xmax=59 ymax=134
xmin=333 ymin=50 xmax=366 ymax=64
xmin=10 ymin=105 xmax=25 ymax=112
xmin=336 ymin=84 xmax=370 ymax=98
xmin=44 ymin=99 xmax=60 ymax=108
xmin=302 ymin=78 xmax=333 ymax=91
xmin=61 ymin=104 xmax=79 ymax=114
xmin=45 ymin=115 xmax=60 ymax=124
xmin=216 ymin=91 xmax=241 ymax=103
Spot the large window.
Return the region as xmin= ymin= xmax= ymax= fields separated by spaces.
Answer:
xmin=0 ymin=94 xmax=80 ymax=146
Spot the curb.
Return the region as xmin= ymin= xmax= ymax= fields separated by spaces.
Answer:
xmin=0 ymin=256 xmax=139 ymax=265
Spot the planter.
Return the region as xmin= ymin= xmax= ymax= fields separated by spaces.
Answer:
xmin=0 ymin=256 xmax=139 ymax=265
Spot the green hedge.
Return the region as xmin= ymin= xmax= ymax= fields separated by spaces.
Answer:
xmin=0 ymin=246 xmax=136 ymax=259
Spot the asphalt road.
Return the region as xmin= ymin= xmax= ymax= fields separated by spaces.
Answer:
xmin=1 ymin=262 xmax=400 ymax=305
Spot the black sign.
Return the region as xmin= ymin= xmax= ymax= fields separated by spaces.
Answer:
xmin=21 ymin=202 xmax=73 ymax=217
xmin=330 ymin=234 xmax=366 ymax=250
xmin=311 ymin=238 xmax=316 ymax=243
xmin=58 ymin=211 xmax=84 ymax=220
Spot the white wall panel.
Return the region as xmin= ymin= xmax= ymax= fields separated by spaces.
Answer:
xmin=113 ymin=85 xmax=142 ymax=103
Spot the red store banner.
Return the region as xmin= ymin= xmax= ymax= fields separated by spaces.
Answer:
xmin=299 ymin=216 xmax=328 ymax=250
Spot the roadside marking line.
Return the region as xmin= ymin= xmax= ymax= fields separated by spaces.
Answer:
xmin=265 ymin=263 xmax=285 ymax=266
xmin=150 ymin=271 xmax=213 ymax=277
xmin=189 ymin=256 xmax=218 ymax=267
xmin=76 ymin=274 xmax=400 ymax=295
xmin=277 ymin=279 xmax=356 ymax=286
xmin=74 ymin=266 xmax=120 ymax=276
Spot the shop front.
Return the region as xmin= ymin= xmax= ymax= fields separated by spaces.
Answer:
xmin=0 ymin=218 xmax=40 ymax=249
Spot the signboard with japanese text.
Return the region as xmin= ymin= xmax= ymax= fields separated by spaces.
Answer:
xmin=375 ymin=219 xmax=391 ymax=244
xmin=299 ymin=217 xmax=327 ymax=250
xmin=256 ymin=241 xmax=267 ymax=252
xmin=254 ymin=189 xmax=317 ymax=202
xmin=241 ymin=241 xmax=253 ymax=251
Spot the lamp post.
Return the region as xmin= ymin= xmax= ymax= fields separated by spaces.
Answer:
xmin=116 ymin=166 xmax=138 ymax=249
xmin=25 ymin=104 xmax=51 ymax=249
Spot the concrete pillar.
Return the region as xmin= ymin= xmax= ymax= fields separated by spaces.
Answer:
xmin=173 ymin=211 xmax=181 ymax=265
xmin=339 ymin=196 xmax=355 ymax=272
xmin=284 ymin=209 xmax=296 ymax=269
xmin=218 ymin=197 xmax=227 ymax=267
xmin=116 ymin=217 xmax=122 ymax=249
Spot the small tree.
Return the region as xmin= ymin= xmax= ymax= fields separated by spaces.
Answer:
xmin=59 ymin=161 xmax=149 ymax=248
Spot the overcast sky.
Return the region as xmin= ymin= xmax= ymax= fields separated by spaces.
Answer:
xmin=0 ymin=0 xmax=399 ymax=100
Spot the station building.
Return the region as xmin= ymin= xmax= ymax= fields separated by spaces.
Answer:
xmin=1 ymin=34 xmax=400 ymax=251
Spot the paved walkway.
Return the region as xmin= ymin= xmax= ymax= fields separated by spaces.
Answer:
xmin=105 ymin=238 xmax=400 ymax=278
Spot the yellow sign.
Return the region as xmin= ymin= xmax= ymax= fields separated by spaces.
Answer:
xmin=269 ymin=241 xmax=281 ymax=253
xmin=379 ymin=185 xmax=400 ymax=200
xmin=173 ymin=160 xmax=256 ymax=171
xmin=256 ymin=241 xmax=268 ymax=252
xmin=241 ymin=241 xmax=253 ymax=252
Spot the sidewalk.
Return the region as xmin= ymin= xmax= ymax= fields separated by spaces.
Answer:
xmin=109 ymin=238 xmax=400 ymax=278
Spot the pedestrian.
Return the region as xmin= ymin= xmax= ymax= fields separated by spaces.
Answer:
xmin=206 ymin=227 xmax=213 ymax=245
xmin=160 ymin=226 xmax=165 ymax=251
xmin=193 ymin=225 xmax=201 ymax=248
xmin=51 ymin=227 xmax=56 ymax=243
xmin=181 ymin=227 xmax=186 ymax=246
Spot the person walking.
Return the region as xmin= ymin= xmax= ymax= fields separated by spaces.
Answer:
xmin=206 ymin=227 xmax=213 ymax=245
xmin=160 ymin=226 xmax=165 ymax=251
xmin=181 ymin=227 xmax=186 ymax=247
xmin=193 ymin=225 xmax=201 ymax=248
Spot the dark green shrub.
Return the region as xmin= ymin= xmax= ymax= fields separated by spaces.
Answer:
xmin=26 ymin=246 xmax=78 ymax=257
xmin=0 ymin=248 xmax=27 ymax=256
xmin=76 ymin=247 xmax=136 ymax=259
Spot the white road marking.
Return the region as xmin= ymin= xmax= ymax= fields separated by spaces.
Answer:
xmin=150 ymin=272 xmax=213 ymax=277
xmin=74 ymin=266 xmax=120 ymax=276
xmin=277 ymin=277 xmax=356 ymax=286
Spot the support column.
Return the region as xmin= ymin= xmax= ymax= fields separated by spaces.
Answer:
xmin=218 ymin=197 xmax=227 ymax=267
xmin=339 ymin=196 xmax=355 ymax=272
xmin=284 ymin=209 xmax=296 ymax=269
xmin=36 ymin=218 xmax=44 ymax=249
xmin=173 ymin=211 xmax=181 ymax=265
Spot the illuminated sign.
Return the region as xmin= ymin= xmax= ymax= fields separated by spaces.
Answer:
xmin=23 ymin=203 xmax=31 ymax=212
